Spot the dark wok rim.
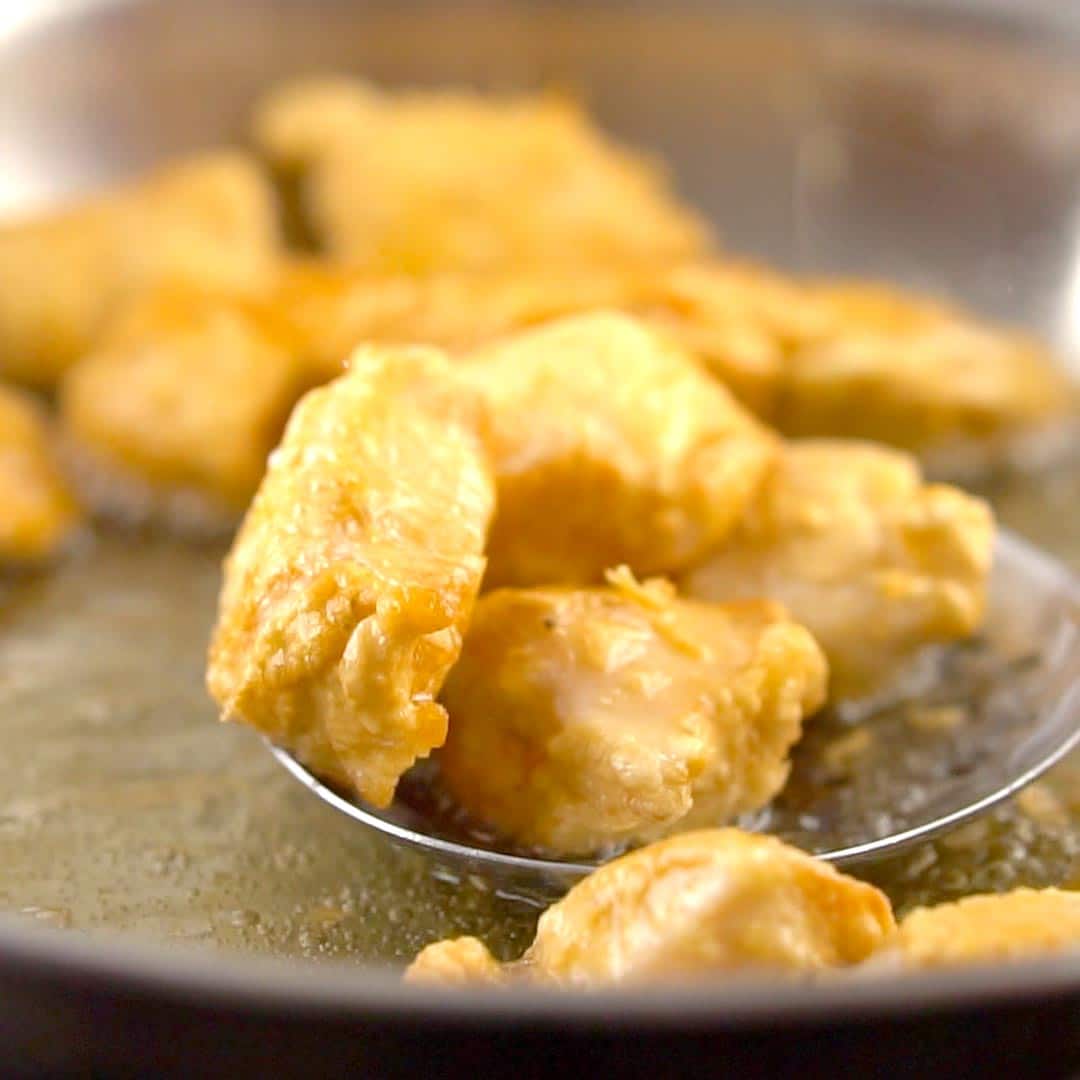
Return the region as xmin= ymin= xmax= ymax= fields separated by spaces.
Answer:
xmin=0 ymin=0 xmax=1078 ymax=1026
xmin=0 ymin=914 xmax=1077 ymax=1025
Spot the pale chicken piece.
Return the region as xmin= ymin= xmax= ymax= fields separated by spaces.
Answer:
xmin=60 ymin=284 xmax=314 ymax=528
xmin=406 ymin=937 xmax=506 ymax=986
xmin=254 ymin=79 xmax=710 ymax=271
xmin=0 ymin=385 xmax=82 ymax=565
xmin=459 ymin=312 xmax=778 ymax=586
xmin=206 ymin=346 xmax=495 ymax=807
xmin=439 ymin=571 xmax=827 ymax=855
xmin=883 ymin=889 xmax=1080 ymax=968
xmin=682 ymin=440 xmax=994 ymax=698
xmin=405 ymin=830 xmax=895 ymax=987
xmin=0 ymin=153 xmax=279 ymax=389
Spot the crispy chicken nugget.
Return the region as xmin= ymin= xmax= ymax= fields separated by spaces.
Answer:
xmin=406 ymin=829 xmax=895 ymax=986
xmin=439 ymin=570 xmax=827 ymax=855
xmin=206 ymin=346 xmax=495 ymax=807
xmin=56 ymin=266 xmax=634 ymax=521
xmin=631 ymin=268 xmax=1075 ymax=453
xmin=406 ymin=937 xmax=506 ymax=987
xmin=254 ymin=79 xmax=710 ymax=270
xmin=60 ymin=284 xmax=313 ymax=528
xmin=0 ymin=153 xmax=279 ymax=389
xmin=0 ymin=385 xmax=82 ymax=565
xmin=459 ymin=311 xmax=778 ymax=586
xmin=781 ymin=318 xmax=1074 ymax=463
xmin=681 ymin=440 xmax=994 ymax=698
xmin=882 ymin=889 xmax=1080 ymax=968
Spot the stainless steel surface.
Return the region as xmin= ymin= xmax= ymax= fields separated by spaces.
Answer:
xmin=0 ymin=0 xmax=1078 ymax=1019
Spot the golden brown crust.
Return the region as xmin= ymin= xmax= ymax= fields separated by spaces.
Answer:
xmin=253 ymin=79 xmax=710 ymax=270
xmin=206 ymin=347 xmax=495 ymax=806
xmin=439 ymin=573 xmax=827 ymax=854
xmin=60 ymin=283 xmax=313 ymax=521
xmin=681 ymin=440 xmax=994 ymax=698
xmin=459 ymin=311 xmax=778 ymax=586
xmin=886 ymin=889 xmax=1080 ymax=968
xmin=0 ymin=385 xmax=83 ymax=565
xmin=405 ymin=830 xmax=895 ymax=987
xmin=525 ymin=830 xmax=895 ymax=985
xmin=405 ymin=937 xmax=504 ymax=986
xmin=0 ymin=153 xmax=279 ymax=389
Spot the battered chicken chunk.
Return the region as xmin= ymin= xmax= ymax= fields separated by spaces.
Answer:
xmin=780 ymin=280 xmax=1074 ymax=462
xmin=405 ymin=829 xmax=895 ymax=986
xmin=682 ymin=440 xmax=994 ymax=698
xmin=60 ymin=259 xmax=1066 ymax=524
xmin=407 ymin=937 xmax=506 ymax=986
xmin=206 ymin=346 xmax=495 ymax=807
xmin=254 ymin=79 xmax=709 ymax=270
xmin=55 ymin=267 xmax=636 ymax=521
xmin=60 ymin=284 xmax=314 ymax=529
xmin=0 ymin=153 xmax=279 ymax=389
xmin=882 ymin=889 xmax=1080 ymax=968
xmin=0 ymin=385 xmax=82 ymax=565
xmin=459 ymin=312 xmax=777 ymax=586
xmin=632 ymin=265 xmax=1074 ymax=457
xmin=439 ymin=571 xmax=827 ymax=854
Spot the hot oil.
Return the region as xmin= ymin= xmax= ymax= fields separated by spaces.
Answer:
xmin=0 ymin=455 xmax=1077 ymax=963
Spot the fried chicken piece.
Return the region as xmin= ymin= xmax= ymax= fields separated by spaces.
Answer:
xmin=206 ymin=346 xmax=495 ymax=807
xmin=277 ymin=260 xmax=640 ymax=382
xmin=633 ymin=267 xmax=1075 ymax=453
xmin=406 ymin=937 xmax=506 ymax=986
xmin=0 ymin=385 xmax=82 ymax=565
xmin=254 ymin=79 xmax=709 ymax=271
xmin=56 ymin=266 xmax=635 ymax=522
xmin=881 ymin=889 xmax=1080 ymax=968
xmin=61 ymin=257 xmax=1066 ymax=526
xmin=627 ymin=262 xmax=820 ymax=420
xmin=439 ymin=571 xmax=827 ymax=855
xmin=0 ymin=153 xmax=279 ymax=389
xmin=405 ymin=830 xmax=895 ymax=986
xmin=681 ymin=440 xmax=994 ymax=698
xmin=459 ymin=312 xmax=777 ymax=586
xmin=60 ymin=284 xmax=314 ymax=529
xmin=773 ymin=278 xmax=1074 ymax=459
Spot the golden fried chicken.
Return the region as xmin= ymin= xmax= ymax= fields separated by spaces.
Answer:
xmin=0 ymin=153 xmax=279 ymax=389
xmin=681 ymin=440 xmax=994 ymax=698
xmin=55 ymin=266 xmax=638 ymax=521
xmin=634 ymin=267 xmax=1074 ymax=455
xmin=60 ymin=258 xmax=1068 ymax=525
xmin=60 ymin=284 xmax=313 ymax=529
xmin=276 ymin=260 xmax=640 ymax=382
xmin=459 ymin=312 xmax=777 ymax=586
xmin=439 ymin=570 xmax=827 ymax=855
xmin=882 ymin=889 xmax=1080 ymax=968
xmin=206 ymin=346 xmax=495 ymax=807
xmin=781 ymin=321 xmax=1074 ymax=465
xmin=407 ymin=937 xmax=506 ymax=986
xmin=254 ymin=78 xmax=709 ymax=271
xmin=0 ymin=385 xmax=82 ymax=565
xmin=627 ymin=261 xmax=820 ymax=420
xmin=405 ymin=829 xmax=895 ymax=986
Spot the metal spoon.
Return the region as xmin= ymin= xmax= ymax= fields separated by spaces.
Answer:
xmin=269 ymin=530 xmax=1080 ymax=903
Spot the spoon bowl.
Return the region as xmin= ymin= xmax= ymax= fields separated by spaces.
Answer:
xmin=269 ymin=529 xmax=1080 ymax=904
